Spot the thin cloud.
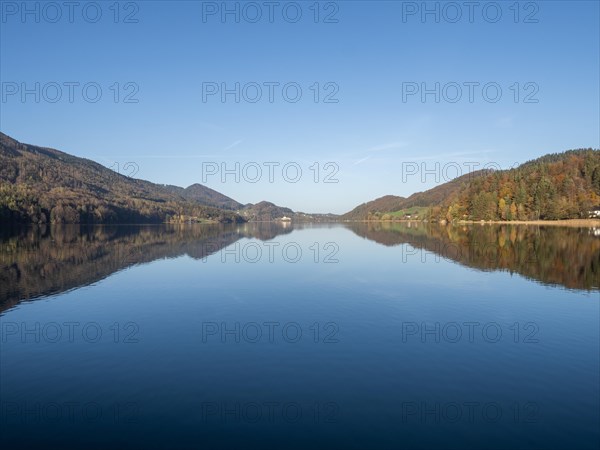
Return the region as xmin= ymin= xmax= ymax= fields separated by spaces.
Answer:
xmin=353 ymin=156 xmax=371 ymax=166
xmin=223 ymin=140 xmax=243 ymax=151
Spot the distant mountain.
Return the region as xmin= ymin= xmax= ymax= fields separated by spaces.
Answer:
xmin=0 ymin=132 xmax=338 ymax=225
xmin=239 ymin=201 xmax=294 ymax=222
xmin=342 ymin=195 xmax=406 ymax=221
xmin=164 ymin=183 xmax=244 ymax=211
xmin=0 ymin=132 xmax=244 ymax=224
xmin=238 ymin=201 xmax=339 ymax=222
xmin=342 ymin=171 xmax=488 ymax=220
xmin=343 ymin=150 xmax=600 ymax=221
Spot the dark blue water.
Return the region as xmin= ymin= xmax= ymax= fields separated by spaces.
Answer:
xmin=1 ymin=224 xmax=598 ymax=449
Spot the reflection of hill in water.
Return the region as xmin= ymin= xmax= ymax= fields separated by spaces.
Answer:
xmin=0 ymin=223 xmax=294 ymax=313
xmin=347 ymin=222 xmax=600 ymax=291
xmin=2 ymin=222 xmax=598 ymax=313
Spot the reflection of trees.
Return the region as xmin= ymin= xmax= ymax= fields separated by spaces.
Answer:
xmin=3 ymin=221 xmax=597 ymax=313
xmin=0 ymin=223 xmax=295 ymax=312
xmin=347 ymin=222 xmax=600 ymax=291
xmin=234 ymin=221 xmax=295 ymax=241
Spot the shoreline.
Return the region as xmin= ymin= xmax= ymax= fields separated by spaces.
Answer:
xmin=3 ymin=219 xmax=600 ymax=227
xmin=344 ymin=218 xmax=600 ymax=227
xmin=456 ymin=219 xmax=600 ymax=227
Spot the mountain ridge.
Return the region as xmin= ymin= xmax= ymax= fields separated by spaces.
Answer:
xmin=342 ymin=170 xmax=491 ymax=220
xmin=0 ymin=132 xmax=246 ymax=224
xmin=343 ymin=150 xmax=600 ymax=221
xmin=0 ymin=132 xmax=338 ymax=224
xmin=2 ymin=132 xmax=598 ymax=224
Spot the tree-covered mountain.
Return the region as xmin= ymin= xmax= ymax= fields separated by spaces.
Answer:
xmin=436 ymin=149 xmax=600 ymax=221
xmin=239 ymin=201 xmax=295 ymax=221
xmin=342 ymin=171 xmax=489 ymax=220
xmin=341 ymin=195 xmax=407 ymax=221
xmin=343 ymin=149 xmax=600 ymax=221
xmin=238 ymin=201 xmax=339 ymax=222
xmin=0 ymin=132 xmax=246 ymax=224
xmin=0 ymin=133 xmax=339 ymax=224
xmin=163 ymin=183 xmax=244 ymax=211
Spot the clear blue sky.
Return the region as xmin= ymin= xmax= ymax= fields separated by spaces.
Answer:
xmin=1 ymin=1 xmax=598 ymax=213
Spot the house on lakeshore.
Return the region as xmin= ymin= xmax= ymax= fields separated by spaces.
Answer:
xmin=588 ymin=206 xmax=600 ymax=218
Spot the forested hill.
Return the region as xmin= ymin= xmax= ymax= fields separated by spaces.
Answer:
xmin=343 ymin=149 xmax=600 ymax=221
xmin=434 ymin=149 xmax=600 ymax=221
xmin=342 ymin=170 xmax=490 ymax=221
xmin=0 ymin=132 xmax=244 ymax=224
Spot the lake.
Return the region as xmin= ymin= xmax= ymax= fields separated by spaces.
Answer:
xmin=1 ymin=222 xmax=598 ymax=449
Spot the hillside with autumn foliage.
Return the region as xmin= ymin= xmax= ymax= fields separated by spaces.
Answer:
xmin=344 ymin=149 xmax=600 ymax=222
xmin=0 ymin=133 xmax=246 ymax=224
xmin=433 ymin=149 xmax=600 ymax=221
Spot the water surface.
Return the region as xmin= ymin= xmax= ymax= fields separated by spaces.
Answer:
xmin=1 ymin=223 xmax=598 ymax=449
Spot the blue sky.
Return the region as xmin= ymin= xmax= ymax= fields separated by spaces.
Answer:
xmin=1 ymin=1 xmax=598 ymax=213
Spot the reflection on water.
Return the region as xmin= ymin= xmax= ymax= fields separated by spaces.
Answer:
xmin=347 ymin=222 xmax=600 ymax=291
xmin=1 ymin=222 xmax=598 ymax=450
xmin=0 ymin=222 xmax=295 ymax=312
xmin=1 ymin=222 xmax=598 ymax=313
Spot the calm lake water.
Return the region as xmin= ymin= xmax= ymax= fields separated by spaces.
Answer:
xmin=1 ymin=223 xmax=599 ymax=449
